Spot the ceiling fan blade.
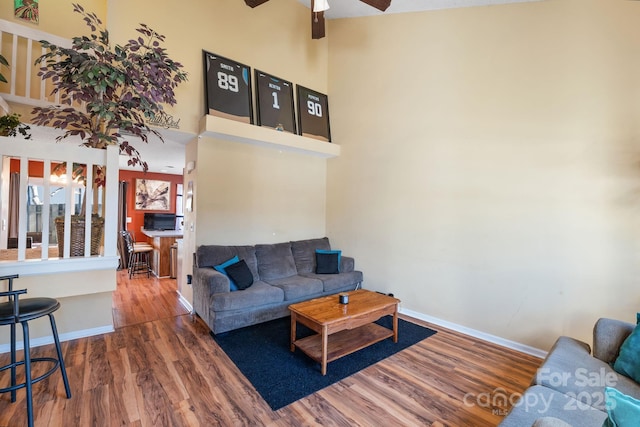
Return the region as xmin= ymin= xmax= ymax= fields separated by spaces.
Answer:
xmin=359 ymin=0 xmax=391 ymax=12
xmin=311 ymin=0 xmax=325 ymax=39
xmin=245 ymin=0 xmax=269 ymax=7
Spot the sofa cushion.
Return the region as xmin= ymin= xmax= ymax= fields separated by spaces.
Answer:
xmin=613 ymin=313 xmax=640 ymax=383
xmin=291 ymin=237 xmax=331 ymax=274
xmin=603 ymin=387 xmax=640 ymax=427
xmin=211 ymin=281 xmax=284 ymax=312
xmin=316 ymin=251 xmax=340 ymax=274
xmin=225 ymin=259 xmax=254 ymax=290
xmin=256 ymin=242 xmax=297 ymax=281
xmin=302 ymin=271 xmax=363 ymax=293
xmin=214 ymin=255 xmax=240 ymax=291
xmin=197 ymin=245 xmax=259 ymax=280
xmin=264 ymin=275 xmax=323 ymax=301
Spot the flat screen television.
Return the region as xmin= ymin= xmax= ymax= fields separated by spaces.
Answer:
xmin=144 ymin=213 xmax=176 ymax=231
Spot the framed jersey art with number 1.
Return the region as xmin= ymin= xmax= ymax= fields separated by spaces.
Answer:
xmin=203 ymin=51 xmax=253 ymax=124
xmin=296 ymin=85 xmax=331 ymax=142
xmin=255 ymin=70 xmax=296 ymax=134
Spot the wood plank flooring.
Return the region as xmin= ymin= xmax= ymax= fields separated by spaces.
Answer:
xmin=0 ymin=270 xmax=542 ymax=426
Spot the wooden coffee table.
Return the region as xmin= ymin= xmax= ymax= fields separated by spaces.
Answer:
xmin=289 ymin=289 xmax=400 ymax=375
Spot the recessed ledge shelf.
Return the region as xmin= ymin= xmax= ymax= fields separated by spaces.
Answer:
xmin=199 ymin=115 xmax=340 ymax=158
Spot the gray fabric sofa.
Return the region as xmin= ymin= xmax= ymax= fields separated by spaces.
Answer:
xmin=193 ymin=237 xmax=363 ymax=334
xmin=499 ymin=318 xmax=639 ymax=426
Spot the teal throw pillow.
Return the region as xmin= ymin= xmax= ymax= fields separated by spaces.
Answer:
xmin=603 ymin=387 xmax=640 ymax=427
xmin=316 ymin=249 xmax=341 ymax=272
xmin=613 ymin=313 xmax=640 ymax=383
xmin=214 ymin=255 xmax=240 ymax=291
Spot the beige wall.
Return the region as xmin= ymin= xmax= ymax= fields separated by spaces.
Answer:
xmin=0 ymin=270 xmax=115 ymax=344
xmin=194 ymin=137 xmax=327 ymax=246
xmin=327 ymin=0 xmax=640 ymax=350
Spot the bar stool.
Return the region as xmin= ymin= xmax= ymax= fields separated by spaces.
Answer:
xmin=122 ymin=232 xmax=153 ymax=278
xmin=0 ymin=274 xmax=71 ymax=427
xmin=119 ymin=230 xmax=153 ymax=271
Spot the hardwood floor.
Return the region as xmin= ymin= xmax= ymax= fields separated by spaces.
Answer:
xmin=111 ymin=270 xmax=190 ymax=329
xmin=0 ymin=271 xmax=542 ymax=426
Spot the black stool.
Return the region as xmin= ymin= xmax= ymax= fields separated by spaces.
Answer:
xmin=0 ymin=274 xmax=71 ymax=427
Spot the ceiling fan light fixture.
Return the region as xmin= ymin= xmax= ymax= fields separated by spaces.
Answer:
xmin=313 ymin=0 xmax=330 ymax=13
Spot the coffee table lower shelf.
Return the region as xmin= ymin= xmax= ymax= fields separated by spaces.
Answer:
xmin=293 ymin=322 xmax=394 ymax=367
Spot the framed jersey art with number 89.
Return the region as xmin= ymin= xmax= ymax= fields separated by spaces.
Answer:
xmin=296 ymin=85 xmax=331 ymax=142
xmin=255 ymin=70 xmax=296 ymax=133
xmin=203 ymin=51 xmax=253 ymax=124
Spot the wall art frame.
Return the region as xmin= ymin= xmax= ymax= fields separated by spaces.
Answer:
xmin=255 ymin=69 xmax=296 ymax=133
xmin=296 ymin=85 xmax=331 ymax=142
xmin=135 ymin=179 xmax=171 ymax=211
xmin=203 ymin=50 xmax=253 ymax=124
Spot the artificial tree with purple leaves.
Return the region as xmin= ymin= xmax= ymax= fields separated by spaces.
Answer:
xmin=32 ymin=3 xmax=188 ymax=175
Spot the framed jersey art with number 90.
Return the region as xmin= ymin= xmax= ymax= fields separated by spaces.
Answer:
xmin=296 ymin=85 xmax=331 ymax=142
xmin=255 ymin=70 xmax=296 ymax=134
xmin=203 ymin=51 xmax=253 ymax=124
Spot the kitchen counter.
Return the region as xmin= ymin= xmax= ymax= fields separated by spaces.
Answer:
xmin=141 ymin=229 xmax=184 ymax=239
xmin=141 ymin=228 xmax=183 ymax=277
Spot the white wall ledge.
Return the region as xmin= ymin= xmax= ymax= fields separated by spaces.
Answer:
xmin=0 ymin=256 xmax=119 ymax=277
xmin=199 ymin=115 xmax=340 ymax=158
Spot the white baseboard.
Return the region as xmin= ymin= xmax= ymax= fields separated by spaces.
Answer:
xmin=177 ymin=291 xmax=194 ymax=314
xmin=0 ymin=324 xmax=115 ymax=354
xmin=400 ymin=307 xmax=548 ymax=359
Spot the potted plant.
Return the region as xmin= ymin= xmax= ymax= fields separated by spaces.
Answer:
xmin=31 ymin=3 xmax=188 ymax=256
xmin=0 ymin=113 xmax=31 ymax=138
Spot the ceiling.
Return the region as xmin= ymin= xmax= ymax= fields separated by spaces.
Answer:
xmin=298 ymin=0 xmax=542 ymax=19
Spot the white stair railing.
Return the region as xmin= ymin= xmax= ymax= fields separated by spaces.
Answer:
xmin=0 ymin=18 xmax=71 ymax=107
xmin=0 ymin=137 xmax=120 ymax=276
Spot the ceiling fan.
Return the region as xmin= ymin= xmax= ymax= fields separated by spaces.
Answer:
xmin=244 ymin=0 xmax=391 ymax=39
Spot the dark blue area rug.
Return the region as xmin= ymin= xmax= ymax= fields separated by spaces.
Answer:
xmin=212 ymin=315 xmax=437 ymax=410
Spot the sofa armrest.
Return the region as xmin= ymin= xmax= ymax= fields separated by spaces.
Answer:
xmin=193 ymin=268 xmax=231 ymax=296
xmin=593 ymin=317 xmax=635 ymax=363
xmin=340 ymin=256 xmax=355 ymax=273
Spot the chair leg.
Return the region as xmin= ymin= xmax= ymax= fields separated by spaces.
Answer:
xmin=145 ymin=252 xmax=151 ymax=277
xmin=128 ymin=252 xmax=135 ymax=278
xmin=21 ymin=322 xmax=34 ymax=427
xmin=49 ymin=314 xmax=71 ymax=399
xmin=10 ymin=322 xmax=16 ymax=403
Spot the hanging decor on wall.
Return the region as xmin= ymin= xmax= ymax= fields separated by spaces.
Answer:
xmin=135 ymin=179 xmax=171 ymax=211
xmin=255 ymin=70 xmax=296 ymax=134
xmin=203 ymin=51 xmax=253 ymax=124
xmin=297 ymin=85 xmax=331 ymax=142
xmin=14 ymin=0 xmax=39 ymax=24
